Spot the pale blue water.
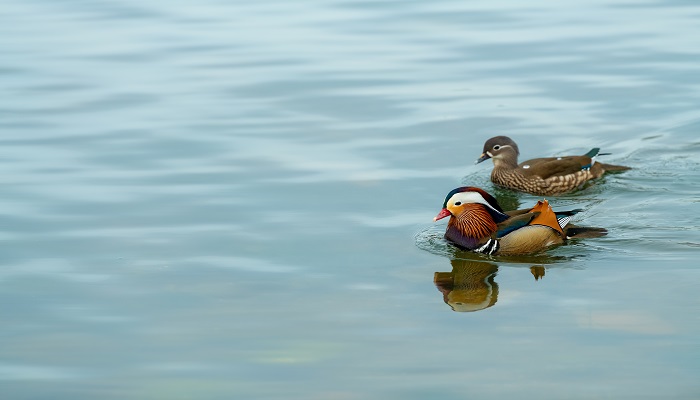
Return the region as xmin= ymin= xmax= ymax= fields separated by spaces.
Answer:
xmin=2 ymin=1 xmax=700 ymax=399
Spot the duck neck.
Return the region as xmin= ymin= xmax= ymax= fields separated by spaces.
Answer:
xmin=492 ymin=153 xmax=519 ymax=169
xmin=445 ymin=205 xmax=498 ymax=250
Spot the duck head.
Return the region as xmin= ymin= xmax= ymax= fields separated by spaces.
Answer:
xmin=434 ymin=187 xmax=508 ymax=222
xmin=434 ymin=187 xmax=510 ymax=250
xmin=475 ymin=135 xmax=520 ymax=167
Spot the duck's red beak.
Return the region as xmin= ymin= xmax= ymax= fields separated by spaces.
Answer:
xmin=433 ymin=208 xmax=451 ymax=221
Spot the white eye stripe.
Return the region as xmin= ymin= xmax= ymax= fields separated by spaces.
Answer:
xmin=450 ymin=191 xmax=486 ymax=205
xmin=449 ymin=192 xmax=501 ymax=214
xmin=488 ymin=144 xmax=513 ymax=156
xmin=493 ymin=144 xmax=513 ymax=150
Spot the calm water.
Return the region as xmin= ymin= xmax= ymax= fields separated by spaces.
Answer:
xmin=2 ymin=0 xmax=700 ymax=399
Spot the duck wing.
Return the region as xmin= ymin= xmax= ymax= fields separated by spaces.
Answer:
xmin=519 ymin=155 xmax=595 ymax=179
xmin=494 ymin=201 xmax=568 ymax=255
xmin=499 ymin=200 xmax=569 ymax=237
xmin=506 ymin=203 xmax=581 ymax=222
xmin=496 ymin=212 xmax=537 ymax=237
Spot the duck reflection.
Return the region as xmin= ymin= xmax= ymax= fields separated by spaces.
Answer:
xmin=434 ymin=260 xmax=547 ymax=312
xmin=434 ymin=259 xmax=499 ymax=312
xmin=491 ymin=186 xmax=522 ymax=212
xmin=530 ymin=265 xmax=545 ymax=280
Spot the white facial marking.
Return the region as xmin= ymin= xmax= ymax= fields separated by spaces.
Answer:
xmin=450 ymin=191 xmax=501 ymax=214
xmin=486 ymin=151 xmax=493 ymax=157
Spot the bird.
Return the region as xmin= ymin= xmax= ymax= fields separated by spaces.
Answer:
xmin=475 ymin=135 xmax=630 ymax=195
xmin=433 ymin=186 xmax=607 ymax=256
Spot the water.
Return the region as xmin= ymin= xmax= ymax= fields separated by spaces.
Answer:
xmin=2 ymin=0 xmax=700 ymax=399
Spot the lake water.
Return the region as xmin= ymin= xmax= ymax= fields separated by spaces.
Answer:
xmin=2 ymin=0 xmax=700 ymax=399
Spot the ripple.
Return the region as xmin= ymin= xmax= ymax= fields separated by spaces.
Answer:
xmin=0 ymin=363 xmax=84 ymax=381
xmin=415 ymin=224 xmax=588 ymax=265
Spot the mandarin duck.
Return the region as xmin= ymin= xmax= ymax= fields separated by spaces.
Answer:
xmin=475 ymin=136 xmax=630 ymax=195
xmin=433 ymin=187 xmax=606 ymax=256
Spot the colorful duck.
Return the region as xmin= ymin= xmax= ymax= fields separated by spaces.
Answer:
xmin=475 ymin=136 xmax=630 ymax=195
xmin=433 ymin=186 xmax=606 ymax=255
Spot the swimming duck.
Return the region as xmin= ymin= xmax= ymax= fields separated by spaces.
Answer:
xmin=433 ymin=186 xmax=606 ymax=255
xmin=475 ymin=136 xmax=630 ymax=195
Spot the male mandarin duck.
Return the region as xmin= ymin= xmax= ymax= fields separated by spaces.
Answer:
xmin=433 ymin=186 xmax=606 ymax=256
xmin=475 ymin=136 xmax=630 ymax=195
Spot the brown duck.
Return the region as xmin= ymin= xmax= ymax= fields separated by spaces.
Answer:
xmin=475 ymin=136 xmax=630 ymax=195
xmin=433 ymin=186 xmax=606 ymax=256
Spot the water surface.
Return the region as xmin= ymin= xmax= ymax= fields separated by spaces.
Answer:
xmin=2 ymin=0 xmax=700 ymax=399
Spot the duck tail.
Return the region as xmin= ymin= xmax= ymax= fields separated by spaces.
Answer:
xmin=555 ymin=209 xmax=583 ymax=217
xmin=598 ymin=162 xmax=631 ymax=172
xmin=564 ymin=226 xmax=608 ymax=239
xmin=585 ymin=148 xmax=631 ymax=171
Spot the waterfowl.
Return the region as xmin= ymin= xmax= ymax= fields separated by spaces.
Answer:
xmin=433 ymin=186 xmax=606 ymax=256
xmin=475 ymin=136 xmax=630 ymax=195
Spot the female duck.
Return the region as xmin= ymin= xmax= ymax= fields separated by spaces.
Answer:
xmin=475 ymin=136 xmax=629 ymax=195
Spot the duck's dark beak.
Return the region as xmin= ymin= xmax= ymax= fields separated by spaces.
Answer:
xmin=475 ymin=152 xmax=491 ymax=164
xmin=433 ymin=208 xmax=451 ymax=221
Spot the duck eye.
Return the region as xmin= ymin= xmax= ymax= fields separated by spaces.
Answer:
xmin=454 ymin=201 xmax=462 ymax=206
xmin=493 ymin=145 xmax=501 ymax=150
